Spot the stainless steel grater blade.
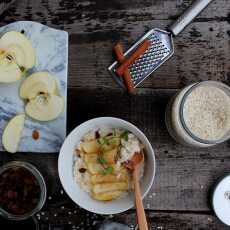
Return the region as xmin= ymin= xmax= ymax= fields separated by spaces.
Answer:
xmin=109 ymin=29 xmax=173 ymax=88
xmin=108 ymin=0 xmax=213 ymax=88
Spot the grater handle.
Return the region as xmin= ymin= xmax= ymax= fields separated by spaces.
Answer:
xmin=168 ymin=0 xmax=213 ymax=36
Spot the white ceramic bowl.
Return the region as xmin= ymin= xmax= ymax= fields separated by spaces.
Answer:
xmin=58 ymin=117 xmax=156 ymax=214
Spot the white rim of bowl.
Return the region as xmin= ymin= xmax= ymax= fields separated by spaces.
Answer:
xmin=58 ymin=117 xmax=156 ymax=214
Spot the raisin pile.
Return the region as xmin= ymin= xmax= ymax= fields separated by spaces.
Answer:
xmin=0 ymin=167 xmax=41 ymax=215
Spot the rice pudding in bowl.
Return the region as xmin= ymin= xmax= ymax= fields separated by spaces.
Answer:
xmin=73 ymin=127 xmax=144 ymax=201
xmin=58 ymin=117 xmax=155 ymax=214
xmin=165 ymin=81 xmax=230 ymax=147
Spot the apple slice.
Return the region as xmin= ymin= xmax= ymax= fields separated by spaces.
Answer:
xmin=2 ymin=114 xmax=25 ymax=153
xmin=27 ymin=81 xmax=49 ymax=99
xmin=0 ymin=31 xmax=36 ymax=70
xmin=20 ymin=72 xmax=57 ymax=99
xmin=25 ymin=94 xmax=64 ymax=121
xmin=0 ymin=54 xmax=22 ymax=83
xmin=21 ymin=72 xmax=64 ymax=122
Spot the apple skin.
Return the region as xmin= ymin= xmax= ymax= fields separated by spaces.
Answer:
xmin=0 ymin=31 xmax=36 ymax=70
xmin=25 ymin=94 xmax=64 ymax=121
xmin=20 ymin=72 xmax=57 ymax=99
xmin=2 ymin=114 xmax=25 ymax=153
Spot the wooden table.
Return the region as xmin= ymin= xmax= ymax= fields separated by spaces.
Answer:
xmin=0 ymin=0 xmax=230 ymax=229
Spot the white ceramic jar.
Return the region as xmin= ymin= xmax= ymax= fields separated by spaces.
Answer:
xmin=165 ymin=81 xmax=230 ymax=147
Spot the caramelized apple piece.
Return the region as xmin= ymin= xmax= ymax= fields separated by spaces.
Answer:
xmin=91 ymin=172 xmax=128 ymax=185
xmin=81 ymin=140 xmax=100 ymax=154
xmin=92 ymin=190 xmax=123 ymax=201
xmin=92 ymin=182 xmax=128 ymax=194
xmin=103 ymin=148 xmax=118 ymax=164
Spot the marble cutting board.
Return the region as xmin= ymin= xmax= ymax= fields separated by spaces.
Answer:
xmin=0 ymin=21 xmax=68 ymax=153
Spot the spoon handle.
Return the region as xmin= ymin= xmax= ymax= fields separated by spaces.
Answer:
xmin=133 ymin=167 xmax=148 ymax=230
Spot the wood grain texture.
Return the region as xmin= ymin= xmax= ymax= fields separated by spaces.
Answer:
xmin=1 ymin=89 xmax=230 ymax=213
xmin=115 ymin=211 xmax=229 ymax=230
xmin=0 ymin=0 xmax=229 ymax=89
xmin=67 ymin=88 xmax=230 ymax=211
xmin=0 ymin=0 xmax=229 ymax=228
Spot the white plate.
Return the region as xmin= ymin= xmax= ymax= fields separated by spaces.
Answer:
xmin=58 ymin=117 xmax=156 ymax=214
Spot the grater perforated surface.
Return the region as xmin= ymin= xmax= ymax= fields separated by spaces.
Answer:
xmin=108 ymin=28 xmax=174 ymax=88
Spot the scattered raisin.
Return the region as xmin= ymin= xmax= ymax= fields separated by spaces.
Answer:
xmin=95 ymin=130 xmax=100 ymax=139
xmin=79 ymin=168 xmax=86 ymax=173
xmin=32 ymin=130 xmax=40 ymax=140
xmin=75 ymin=149 xmax=81 ymax=157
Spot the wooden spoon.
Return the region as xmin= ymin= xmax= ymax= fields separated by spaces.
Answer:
xmin=124 ymin=152 xmax=148 ymax=230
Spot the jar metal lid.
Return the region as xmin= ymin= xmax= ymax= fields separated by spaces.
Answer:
xmin=212 ymin=174 xmax=230 ymax=226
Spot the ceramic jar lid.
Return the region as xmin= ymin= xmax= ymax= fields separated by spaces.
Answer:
xmin=212 ymin=174 xmax=230 ymax=226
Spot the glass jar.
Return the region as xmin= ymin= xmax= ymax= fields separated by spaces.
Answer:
xmin=165 ymin=81 xmax=230 ymax=147
xmin=0 ymin=161 xmax=47 ymax=220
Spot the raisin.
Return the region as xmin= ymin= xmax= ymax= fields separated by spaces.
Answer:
xmin=79 ymin=168 xmax=86 ymax=173
xmin=75 ymin=149 xmax=81 ymax=157
xmin=95 ymin=130 xmax=100 ymax=139
xmin=0 ymin=167 xmax=41 ymax=215
xmin=32 ymin=130 xmax=40 ymax=140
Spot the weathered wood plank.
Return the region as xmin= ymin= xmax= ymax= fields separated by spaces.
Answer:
xmin=38 ymin=210 xmax=230 ymax=230
xmin=2 ymin=208 xmax=228 ymax=230
xmin=0 ymin=0 xmax=229 ymax=89
xmin=68 ymin=20 xmax=230 ymax=90
xmin=67 ymin=88 xmax=230 ymax=211
xmin=1 ymin=89 xmax=230 ymax=212
xmin=115 ymin=211 xmax=229 ymax=230
xmin=2 ymin=0 xmax=229 ymax=25
xmin=1 ymin=152 xmax=229 ymax=212
xmin=0 ymin=0 xmax=229 ymax=228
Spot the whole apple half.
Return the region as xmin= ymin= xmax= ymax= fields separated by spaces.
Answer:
xmin=0 ymin=31 xmax=36 ymax=83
